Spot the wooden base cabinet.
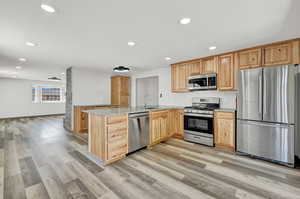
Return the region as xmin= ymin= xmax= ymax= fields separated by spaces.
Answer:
xmin=214 ymin=111 xmax=235 ymax=152
xmin=149 ymin=109 xmax=184 ymax=147
xmin=169 ymin=109 xmax=184 ymax=138
xmin=74 ymin=105 xmax=118 ymax=133
xmin=149 ymin=110 xmax=169 ymax=146
xmin=89 ymin=114 xmax=128 ymax=165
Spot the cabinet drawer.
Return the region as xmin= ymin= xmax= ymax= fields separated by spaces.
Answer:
xmin=107 ymin=122 xmax=127 ymax=133
xmin=151 ymin=110 xmax=169 ymax=118
xmin=107 ymin=140 xmax=127 ymax=160
xmin=108 ymin=130 xmax=127 ymax=142
xmin=107 ymin=114 xmax=127 ymax=124
xmin=215 ymin=112 xmax=235 ymax=119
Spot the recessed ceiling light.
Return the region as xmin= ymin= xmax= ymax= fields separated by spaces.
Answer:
xmin=165 ymin=57 xmax=172 ymax=61
xmin=19 ymin=58 xmax=27 ymax=62
xmin=16 ymin=66 xmax=22 ymax=70
xmin=41 ymin=4 xmax=56 ymax=13
xmin=26 ymin=42 xmax=36 ymax=47
xmin=127 ymin=41 xmax=135 ymax=46
xmin=179 ymin=18 xmax=191 ymax=25
xmin=209 ymin=46 xmax=217 ymax=51
xmin=61 ymin=72 xmax=65 ymax=75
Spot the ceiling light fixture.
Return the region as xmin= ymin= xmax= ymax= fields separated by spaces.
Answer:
xmin=127 ymin=41 xmax=136 ymax=46
xmin=16 ymin=66 xmax=22 ymax=70
xmin=179 ymin=18 xmax=191 ymax=25
xmin=41 ymin=4 xmax=56 ymax=13
xmin=113 ymin=66 xmax=130 ymax=73
xmin=48 ymin=77 xmax=61 ymax=81
xmin=19 ymin=58 xmax=27 ymax=62
xmin=61 ymin=72 xmax=65 ymax=75
xmin=26 ymin=42 xmax=36 ymax=47
xmin=165 ymin=57 xmax=172 ymax=61
xmin=209 ymin=46 xmax=217 ymax=51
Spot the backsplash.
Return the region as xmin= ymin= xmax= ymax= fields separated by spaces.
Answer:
xmin=131 ymin=67 xmax=237 ymax=109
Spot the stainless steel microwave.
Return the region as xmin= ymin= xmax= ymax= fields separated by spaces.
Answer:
xmin=188 ymin=74 xmax=217 ymax=91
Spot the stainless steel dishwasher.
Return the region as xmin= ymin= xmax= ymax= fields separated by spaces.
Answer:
xmin=128 ymin=112 xmax=149 ymax=153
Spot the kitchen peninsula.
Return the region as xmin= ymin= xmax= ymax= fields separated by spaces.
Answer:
xmin=85 ymin=106 xmax=184 ymax=165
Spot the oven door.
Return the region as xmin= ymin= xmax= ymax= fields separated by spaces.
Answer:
xmin=184 ymin=114 xmax=213 ymax=135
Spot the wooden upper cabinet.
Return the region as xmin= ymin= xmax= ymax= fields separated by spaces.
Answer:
xmin=188 ymin=61 xmax=202 ymax=76
xmin=111 ymin=76 xmax=130 ymax=107
xmin=238 ymin=48 xmax=262 ymax=70
xmin=214 ymin=111 xmax=235 ymax=152
xmin=217 ymin=53 xmax=236 ymax=91
xmin=202 ymin=57 xmax=218 ymax=74
xmin=263 ymin=42 xmax=292 ymax=66
xmin=171 ymin=64 xmax=189 ymax=92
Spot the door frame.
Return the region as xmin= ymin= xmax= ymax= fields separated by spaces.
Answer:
xmin=136 ymin=76 xmax=159 ymax=107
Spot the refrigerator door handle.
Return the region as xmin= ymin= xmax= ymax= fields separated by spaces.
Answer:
xmin=239 ymin=120 xmax=292 ymax=128
xmin=258 ymin=75 xmax=262 ymax=114
xmin=263 ymin=77 xmax=267 ymax=115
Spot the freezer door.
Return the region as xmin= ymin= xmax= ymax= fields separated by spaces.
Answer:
xmin=237 ymin=120 xmax=295 ymax=164
xmin=263 ymin=65 xmax=296 ymax=124
xmin=237 ymin=68 xmax=263 ymax=121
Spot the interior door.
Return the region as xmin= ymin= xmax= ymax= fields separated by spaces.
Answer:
xmin=237 ymin=68 xmax=263 ymax=121
xmin=263 ymin=65 xmax=296 ymax=124
xmin=237 ymin=120 xmax=295 ymax=164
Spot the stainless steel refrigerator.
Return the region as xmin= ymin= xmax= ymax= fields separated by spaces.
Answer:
xmin=237 ymin=64 xmax=300 ymax=167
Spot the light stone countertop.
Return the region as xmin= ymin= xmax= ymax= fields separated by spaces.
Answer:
xmin=83 ymin=106 xmax=184 ymax=116
xmin=73 ymin=104 xmax=116 ymax=107
xmin=214 ymin=108 xmax=236 ymax=113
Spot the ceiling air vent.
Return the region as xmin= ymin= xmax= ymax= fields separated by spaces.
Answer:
xmin=113 ymin=66 xmax=130 ymax=73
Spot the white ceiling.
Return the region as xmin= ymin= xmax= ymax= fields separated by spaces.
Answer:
xmin=0 ymin=0 xmax=300 ymax=81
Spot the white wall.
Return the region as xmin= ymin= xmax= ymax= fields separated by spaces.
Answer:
xmin=0 ymin=78 xmax=65 ymax=119
xmin=131 ymin=67 xmax=237 ymax=109
xmin=72 ymin=67 xmax=111 ymax=106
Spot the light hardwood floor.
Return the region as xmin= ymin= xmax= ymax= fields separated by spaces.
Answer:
xmin=0 ymin=116 xmax=300 ymax=199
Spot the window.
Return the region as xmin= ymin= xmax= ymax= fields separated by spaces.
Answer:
xmin=32 ymin=86 xmax=65 ymax=103
xmin=32 ymin=87 xmax=37 ymax=102
xmin=42 ymin=87 xmax=61 ymax=102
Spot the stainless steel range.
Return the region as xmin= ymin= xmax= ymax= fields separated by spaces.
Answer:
xmin=184 ymin=97 xmax=220 ymax=146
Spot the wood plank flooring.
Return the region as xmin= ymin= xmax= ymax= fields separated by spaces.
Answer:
xmin=0 ymin=116 xmax=300 ymax=199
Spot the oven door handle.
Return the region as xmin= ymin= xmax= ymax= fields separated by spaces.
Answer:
xmin=184 ymin=113 xmax=213 ymax=118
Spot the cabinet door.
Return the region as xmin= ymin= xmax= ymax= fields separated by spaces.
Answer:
xmin=202 ymin=57 xmax=217 ymax=74
xmin=171 ymin=64 xmax=189 ymax=92
xmin=218 ymin=54 xmax=235 ymax=91
xmin=263 ymin=43 xmax=292 ymax=66
xmin=82 ymin=112 xmax=88 ymax=130
xmin=214 ymin=112 xmax=235 ymax=151
xmin=173 ymin=110 xmax=184 ymax=138
xmin=111 ymin=77 xmax=120 ymax=105
xmin=168 ymin=110 xmax=176 ymax=136
xmin=160 ymin=115 xmax=168 ymax=140
xmin=121 ymin=77 xmax=129 ymax=96
xmin=238 ymin=48 xmax=262 ymax=70
xmin=188 ymin=61 xmax=202 ymax=76
xmin=151 ymin=117 xmax=161 ymax=144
